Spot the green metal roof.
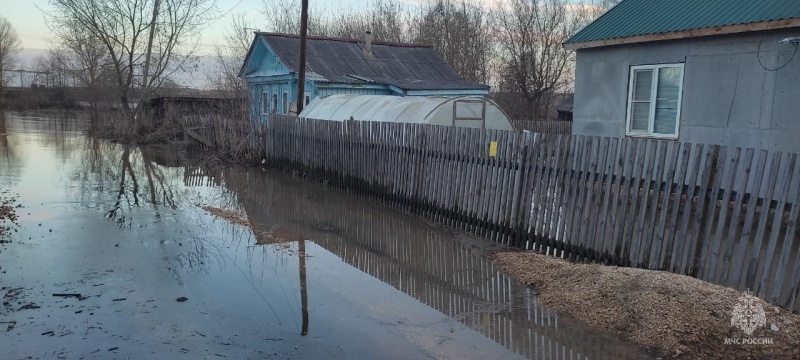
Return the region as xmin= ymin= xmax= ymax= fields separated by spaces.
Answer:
xmin=565 ymin=0 xmax=800 ymax=45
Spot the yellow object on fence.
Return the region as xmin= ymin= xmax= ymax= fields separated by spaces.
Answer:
xmin=489 ymin=141 xmax=498 ymax=157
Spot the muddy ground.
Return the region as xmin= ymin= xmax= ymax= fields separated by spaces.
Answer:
xmin=0 ymin=191 xmax=18 ymax=238
xmin=489 ymin=251 xmax=800 ymax=359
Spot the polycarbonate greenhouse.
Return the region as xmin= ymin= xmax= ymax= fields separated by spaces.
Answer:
xmin=298 ymin=94 xmax=514 ymax=130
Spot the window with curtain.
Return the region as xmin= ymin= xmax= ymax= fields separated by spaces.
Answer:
xmin=626 ymin=63 xmax=684 ymax=138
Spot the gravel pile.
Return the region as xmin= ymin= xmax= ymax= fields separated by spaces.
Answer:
xmin=489 ymin=251 xmax=800 ymax=359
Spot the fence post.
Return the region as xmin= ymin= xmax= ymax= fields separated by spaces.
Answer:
xmin=509 ymin=131 xmax=530 ymax=247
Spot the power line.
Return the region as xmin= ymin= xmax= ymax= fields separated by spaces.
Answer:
xmin=205 ymin=0 xmax=247 ymax=28
xmin=756 ymin=36 xmax=799 ymax=72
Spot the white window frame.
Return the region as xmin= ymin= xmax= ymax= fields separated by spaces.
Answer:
xmin=625 ymin=63 xmax=684 ymax=139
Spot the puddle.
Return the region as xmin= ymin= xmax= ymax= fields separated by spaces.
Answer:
xmin=0 ymin=111 xmax=654 ymax=359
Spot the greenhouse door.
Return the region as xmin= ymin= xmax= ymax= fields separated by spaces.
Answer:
xmin=452 ymin=99 xmax=487 ymax=129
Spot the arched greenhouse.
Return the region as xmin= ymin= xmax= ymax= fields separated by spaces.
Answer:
xmin=298 ymin=94 xmax=514 ymax=131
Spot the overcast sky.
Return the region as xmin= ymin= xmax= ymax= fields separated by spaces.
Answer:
xmin=0 ymin=0 xmax=419 ymax=87
xmin=0 ymin=0 xmax=436 ymax=56
xmin=1 ymin=0 xmax=266 ymax=54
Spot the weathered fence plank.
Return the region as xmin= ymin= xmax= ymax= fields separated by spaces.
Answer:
xmin=745 ymin=152 xmax=784 ymax=291
xmin=569 ymin=137 xmax=597 ymax=261
xmin=620 ymin=140 xmax=653 ymax=266
xmin=702 ymin=147 xmax=740 ymax=281
xmin=772 ymin=163 xmax=800 ymax=304
xmin=714 ymin=148 xmax=751 ymax=284
xmin=631 ymin=140 xmax=658 ymax=267
xmin=649 ymin=141 xmax=678 ymax=269
xmin=757 ymin=153 xmax=797 ymax=298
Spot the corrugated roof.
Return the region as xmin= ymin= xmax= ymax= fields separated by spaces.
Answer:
xmin=258 ymin=33 xmax=488 ymax=91
xmin=556 ymin=93 xmax=574 ymax=113
xmin=566 ymin=0 xmax=800 ymax=45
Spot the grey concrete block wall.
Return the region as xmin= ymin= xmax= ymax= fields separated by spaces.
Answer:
xmin=573 ymin=29 xmax=800 ymax=154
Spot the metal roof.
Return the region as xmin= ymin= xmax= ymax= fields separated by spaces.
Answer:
xmin=257 ymin=33 xmax=488 ymax=91
xmin=556 ymin=93 xmax=574 ymax=113
xmin=565 ymin=0 xmax=800 ymax=45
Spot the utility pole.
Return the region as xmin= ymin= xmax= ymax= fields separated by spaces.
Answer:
xmin=142 ymin=0 xmax=161 ymax=97
xmin=295 ymin=0 xmax=309 ymax=115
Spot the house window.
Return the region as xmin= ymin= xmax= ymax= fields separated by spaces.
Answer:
xmin=282 ymin=92 xmax=288 ymax=114
xmin=626 ymin=63 xmax=684 ymax=138
xmin=261 ymin=93 xmax=268 ymax=115
xmin=304 ymin=94 xmax=310 ymax=105
xmin=271 ymin=93 xmax=277 ymax=113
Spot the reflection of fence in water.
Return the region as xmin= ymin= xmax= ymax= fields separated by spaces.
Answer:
xmin=223 ymin=168 xmax=647 ymax=360
xmin=263 ymin=115 xmax=800 ymax=313
xmin=183 ymin=166 xmax=222 ymax=187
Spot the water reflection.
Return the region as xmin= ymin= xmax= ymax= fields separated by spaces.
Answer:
xmin=62 ymin=138 xmax=182 ymax=227
xmin=0 ymin=113 xmax=21 ymax=186
xmin=221 ymin=168 xmax=650 ymax=360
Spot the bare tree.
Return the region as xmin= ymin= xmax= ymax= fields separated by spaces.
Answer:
xmin=0 ymin=16 xmax=22 ymax=104
xmin=260 ymin=0 xmax=331 ymax=35
xmin=42 ymin=24 xmax=115 ymax=111
xmin=209 ymin=13 xmax=252 ymax=93
xmin=261 ymin=0 xmax=411 ymax=41
xmin=324 ymin=0 xmax=410 ymax=42
xmin=207 ymin=13 xmax=253 ymax=119
xmin=412 ymin=0 xmax=492 ymax=83
xmin=46 ymin=0 xmax=217 ymax=121
xmin=493 ymin=0 xmax=589 ymax=119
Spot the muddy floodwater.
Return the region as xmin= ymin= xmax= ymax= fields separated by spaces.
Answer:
xmin=0 ymin=112 xmax=654 ymax=359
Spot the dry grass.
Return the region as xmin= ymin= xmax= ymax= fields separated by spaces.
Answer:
xmin=200 ymin=206 xmax=250 ymax=227
xmin=489 ymin=251 xmax=800 ymax=359
xmin=253 ymin=225 xmax=299 ymax=245
xmin=199 ymin=205 xmax=296 ymax=245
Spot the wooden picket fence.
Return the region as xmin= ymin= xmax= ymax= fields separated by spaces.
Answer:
xmin=180 ymin=114 xmax=267 ymax=163
xmin=510 ymin=119 xmax=572 ymax=134
xmin=263 ymin=114 xmax=800 ymax=312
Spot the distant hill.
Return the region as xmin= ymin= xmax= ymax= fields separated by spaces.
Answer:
xmin=11 ymin=48 xmax=221 ymax=89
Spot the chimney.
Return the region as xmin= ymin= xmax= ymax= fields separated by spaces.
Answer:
xmin=364 ymin=30 xmax=373 ymax=57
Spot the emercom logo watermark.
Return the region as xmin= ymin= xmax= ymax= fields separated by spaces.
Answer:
xmin=724 ymin=294 xmax=774 ymax=345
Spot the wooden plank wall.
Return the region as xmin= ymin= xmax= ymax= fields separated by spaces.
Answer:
xmin=263 ymin=115 xmax=800 ymax=312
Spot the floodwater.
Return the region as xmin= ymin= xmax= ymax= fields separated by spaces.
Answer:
xmin=0 ymin=111 xmax=653 ymax=359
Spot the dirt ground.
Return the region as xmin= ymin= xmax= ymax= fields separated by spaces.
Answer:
xmin=0 ymin=191 xmax=19 ymax=238
xmin=489 ymin=251 xmax=800 ymax=359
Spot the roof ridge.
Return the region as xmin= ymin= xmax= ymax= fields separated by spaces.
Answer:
xmin=256 ymin=32 xmax=433 ymax=48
